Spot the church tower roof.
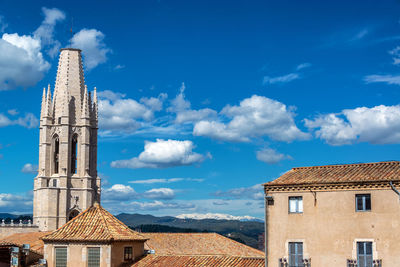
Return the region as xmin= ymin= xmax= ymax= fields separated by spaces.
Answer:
xmin=53 ymin=48 xmax=86 ymax=124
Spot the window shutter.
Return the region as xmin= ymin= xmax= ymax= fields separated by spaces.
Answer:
xmin=88 ymin=247 xmax=101 ymax=267
xmin=55 ymin=247 xmax=67 ymax=267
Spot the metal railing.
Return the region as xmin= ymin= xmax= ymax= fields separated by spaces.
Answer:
xmin=347 ymin=259 xmax=382 ymax=267
xmin=278 ymin=258 xmax=311 ymax=267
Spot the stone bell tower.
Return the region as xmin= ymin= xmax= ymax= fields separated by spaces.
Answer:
xmin=33 ymin=48 xmax=101 ymax=231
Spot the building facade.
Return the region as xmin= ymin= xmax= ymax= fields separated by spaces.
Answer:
xmin=33 ymin=48 xmax=100 ymax=231
xmin=264 ymin=161 xmax=400 ymax=267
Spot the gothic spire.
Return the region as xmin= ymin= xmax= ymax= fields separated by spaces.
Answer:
xmin=81 ymin=85 xmax=90 ymax=119
xmin=44 ymin=84 xmax=52 ymax=118
xmin=40 ymin=87 xmax=46 ymax=119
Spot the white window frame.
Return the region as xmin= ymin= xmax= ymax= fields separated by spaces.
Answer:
xmin=289 ymin=196 xmax=303 ymax=213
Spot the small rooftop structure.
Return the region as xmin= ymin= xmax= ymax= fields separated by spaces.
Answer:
xmin=264 ymin=161 xmax=400 ymax=190
xmin=42 ymin=202 xmax=147 ymax=242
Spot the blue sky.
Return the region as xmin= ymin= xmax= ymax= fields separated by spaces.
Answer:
xmin=0 ymin=0 xmax=399 ymax=219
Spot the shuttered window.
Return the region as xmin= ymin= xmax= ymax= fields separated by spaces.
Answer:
xmin=88 ymin=247 xmax=101 ymax=267
xmin=357 ymin=242 xmax=373 ymax=267
xmin=55 ymin=247 xmax=67 ymax=267
xmin=289 ymin=242 xmax=303 ymax=267
xmin=124 ymin=247 xmax=133 ymax=261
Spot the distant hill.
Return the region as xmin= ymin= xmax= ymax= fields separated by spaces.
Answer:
xmin=0 ymin=213 xmax=32 ymax=222
xmin=116 ymin=213 xmax=264 ymax=249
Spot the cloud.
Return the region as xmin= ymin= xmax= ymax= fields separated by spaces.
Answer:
xmin=7 ymin=109 xmax=18 ymax=115
xmin=0 ymin=193 xmax=32 ymax=213
xmin=364 ymin=74 xmax=400 ymax=85
xmin=0 ymin=34 xmax=50 ymax=90
xmin=98 ymin=90 xmax=165 ymax=134
xmin=168 ymin=83 xmax=217 ymax=124
xmin=193 ymin=95 xmax=309 ymax=142
xmin=389 ymin=46 xmax=400 ymax=65
xmin=263 ymin=73 xmax=300 ymax=85
xmin=21 ymin=163 xmax=38 ymax=174
xmin=33 ymin=7 xmax=66 ymax=57
xmin=0 ymin=16 xmax=8 ymax=33
xmin=296 ymin=62 xmax=312 ymax=71
xmin=102 ymin=184 xmax=138 ymax=201
xmin=129 ymin=178 xmax=203 ymax=184
xmin=212 ymin=199 xmax=230 ymax=206
xmin=111 ymin=139 xmax=209 ymax=169
xmin=212 ymin=184 xmax=264 ymax=200
xmin=143 ymin=188 xmax=176 ymax=200
xmin=114 ymin=64 xmax=125 ymax=70
xmin=113 ymin=200 xmax=195 ymax=212
xmin=305 ymin=104 xmax=400 ymax=145
xmin=176 ymin=213 xmax=260 ymax=221
xmin=71 ymin=28 xmax=111 ymax=70
xmin=0 ymin=112 xmax=39 ymax=128
xmin=256 ymin=148 xmax=292 ymax=164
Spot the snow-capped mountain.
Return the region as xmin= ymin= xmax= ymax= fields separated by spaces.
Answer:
xmin=176 ymin=213 xmax=263 ymax=222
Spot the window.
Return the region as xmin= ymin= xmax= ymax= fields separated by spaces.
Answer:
xmin=288 ymin=242 xmax=303 ymax=267
xmin=52 ymin=179 xmax=58 ymax=187
xmin=357 ymin=242 xmax=373 ymax=267
xmin=71 ymin=135 xmax=78 ymax=174
xmin=124 ymin=247 xmax=133 ymax=261
xmin=87 ymin=247 xmax=100 ymax=267
xmin=55 ymin=247 xmax=67 ymax=267
xmin=289 ymin=196 xmax=303 ymax=213
xmin=53 ymin=135 xmax=59 ymax=174
xmin=356 ymin=194 xmax=371 ymax=212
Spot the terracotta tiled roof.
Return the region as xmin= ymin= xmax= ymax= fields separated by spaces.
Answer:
xmin=131 ymin=255 xmax=265 ymax=267
xmin=143 ymin=233 xmax=264 ymax=257
xmin=264 ymin=161 xmax=400 ymax=187
xmin=42 ymin=203 xmax=147 ymax=242
xmin=0 ymin=231 xmax=50 ymax=254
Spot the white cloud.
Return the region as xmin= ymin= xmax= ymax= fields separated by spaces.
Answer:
xmin=71 ymin=28 xmax=111 ymax=70
xmin=129 ymin=178 xmax=203 ymax=184
xmin=256 ymin=148 xmax=292 ymax=164
xmin=0 ymin=193 xmax=32 ymax=213
xmin=296 ymin=62 xmax=312 ymax=71
xmin=212 ymin=184 xmax=264 ymax=200
xmin=176 ymin=213 xmax=260 ymax=221
xmin=364 ymin=74 xmax=400 ymax=85
xmin=140 ymin=93 xmax=168 ymax=112
xmin=118 ymin=200 xmax=195 ymax=212
xmin=21 ymin=163 xmax=38 ymax=174
xmin=0 ymin=112 xmax=38 ymax=128
xmin=98 ymin=90 xmax=162 ymax=134
xmin=0 ymin=15 xmax=8 ymax=33
xmin=111 ymin=139 xmax=209 ymax=169
xmin=193 ymin=95 xmax=309 ymax=142
xmin=389 ymin=46 xmax=400 ymax=65
xmin=103 ymin=184 xmax=138 ymax=201
xmin=7 ymin=109 xmax=18 ymax=115
xmin=168 ymin=83 xmax=217 ymax=124
xmin=143 ymin=188 xmax=175 ymax=200
xmin=33 ymin=7 xmax=66 ymax=57
xmin=0 ymin=34 xmax=50 ymax=90
xmin=305 ymin=104 xmax=400 ymax=145
xmin=263 ymin=73 xmax=300 ymax=85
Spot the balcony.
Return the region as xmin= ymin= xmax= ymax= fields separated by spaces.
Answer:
xmin=279 ymin=258 xmax=311 ymax=267
xmin=347 ymin=259 xmax=382 ymax=267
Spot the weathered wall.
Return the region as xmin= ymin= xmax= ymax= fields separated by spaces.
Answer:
xmin=0 ymin=225 xmax=39 ymax=239
xmin=266 ymin=188 xmax=400 ymax=266
xmin=44 ymin=242 xmax=111 ymax=267
xmin=111 ymin=241 xmax=145 ymax=266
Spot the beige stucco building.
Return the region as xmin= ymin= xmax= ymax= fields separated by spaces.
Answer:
xmin=263 ymin=161 xmax=400 ymax=267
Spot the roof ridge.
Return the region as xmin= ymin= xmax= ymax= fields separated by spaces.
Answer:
xmin=292 ymin=161 xmax=399 ymax=170
xmin=96 ymin=205 xmax=113 ymax=239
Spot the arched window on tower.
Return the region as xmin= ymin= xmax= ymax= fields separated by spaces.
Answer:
xmin=53 ymin=135 xmax=59 ymax=174
xmin=71 ymin=134 xmax=78 ymax=174
xmin=68 ymin=209 xmax=79 ymax=221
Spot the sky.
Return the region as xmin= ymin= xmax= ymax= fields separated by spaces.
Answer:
xmin=0 ymin=0 xmax=399 ymax=219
